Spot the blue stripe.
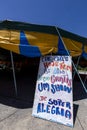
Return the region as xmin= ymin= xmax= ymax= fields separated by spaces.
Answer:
xmin=19 ymin=31 xmax=41 ymax=57
xmin=81 ymin=45 xmax=87 ymax=59
xmin=82 ymin=51 xmax=87 ymax=59
xmin=57 ymin=36 xmax=69 ymax=55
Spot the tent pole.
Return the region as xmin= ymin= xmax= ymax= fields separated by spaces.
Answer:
xmin=10 ymin=51 xmax=17 ymax=96
xmin=55 ymin=27 xmax=87 ymax=93
xmin=73 ymin=55 xmax=81 ymax=79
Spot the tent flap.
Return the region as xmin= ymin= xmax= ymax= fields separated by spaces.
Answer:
xmin=0 ymin=20 xmax=87 ymax=58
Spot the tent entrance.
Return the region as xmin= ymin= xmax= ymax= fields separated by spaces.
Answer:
xmin=0 ymin=49 xmax=39 ymax=102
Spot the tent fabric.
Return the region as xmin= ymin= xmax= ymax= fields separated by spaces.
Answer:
xmin=0 ymin=20 xmax=87 ymax=58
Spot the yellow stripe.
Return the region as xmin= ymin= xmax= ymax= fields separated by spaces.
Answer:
xmin=25 ymin=31 xmax=58 ymax=54
xmin=62 ymin=37 xmax=83 ymax=56
xmin=10 ymin=30 xmax=20 ymax=45
xmin=0 ymin=43 xmax=20 ymax=54
xmin=0 ymin=30 xmax=20 ymax=54
xmin=84 ymin=46 xmax=87 ymax=53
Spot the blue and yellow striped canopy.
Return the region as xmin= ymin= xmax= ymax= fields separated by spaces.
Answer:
xmin=0 ymin=20 xmax=87 ymax=58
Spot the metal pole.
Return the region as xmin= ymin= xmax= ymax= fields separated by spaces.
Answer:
xmin=10 ymin=51 xmax=17 ymax=96
xmin=55 ymin=26 xmax=87 ymax=93
xmin=73 ymin=55 xmax=81 ymax=80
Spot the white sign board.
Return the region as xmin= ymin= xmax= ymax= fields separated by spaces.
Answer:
xmin=32 ymin=56 xmax=73 ymax=127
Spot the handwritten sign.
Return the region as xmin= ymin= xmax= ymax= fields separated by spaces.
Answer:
xmin=32 ymin=56 xmax=73 ymax=127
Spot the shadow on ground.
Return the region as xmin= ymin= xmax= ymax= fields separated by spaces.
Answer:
xmin=73 ymin=104 xmax=79 ymax=125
